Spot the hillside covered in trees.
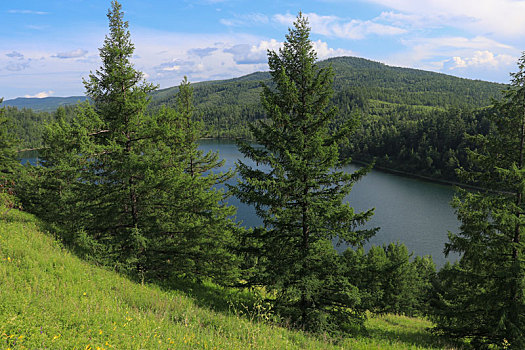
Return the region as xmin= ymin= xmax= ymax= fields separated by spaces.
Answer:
xmin=4 ymin=0 xmax=525 ymax=348
xmin=4 ymin=55 xmax=505 ymax=182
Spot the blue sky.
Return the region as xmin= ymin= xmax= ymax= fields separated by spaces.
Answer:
xmin=2 ymin=0 xmax=525 ymax=100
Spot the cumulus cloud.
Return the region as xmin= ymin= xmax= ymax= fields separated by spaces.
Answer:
xmin=312 ymin=40 xmax=354 ymax=59
xmin=375 ymin=11 xmax=441 ymax=29
xmin=53 ymin=49 xmax=88 ymax=59
xmin=6 ymin=51 xmax=24 ymax=60
xmin=444 ymin=51 xmax=515 ymax=70
xmin=399 ymin=36 xmax=512 ymax=59
xmin=155 ymin=59 xmax=205 ymax=75
xmin=223 ymin=38 xmax=354 ymax=64
xmin=188 ymin=47 xmax=218 ymax=58
xmin=365 ymin=0 xmax=525 ymax=38
xmin=273 ymin=12 xmax=406 ymax=39
xmin=24 ymin=90 xmax=54 ymax=98
xmin=224 ymin=39 xmax=281 ymax=64
xmin=381 ymin=33 xmax=518 ymax=82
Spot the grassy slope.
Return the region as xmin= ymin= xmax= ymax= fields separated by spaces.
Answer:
xmin=0 ymin=208 xmax=457 ymax=349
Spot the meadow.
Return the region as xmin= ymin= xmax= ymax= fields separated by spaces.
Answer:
xmin=0 ymin=201 xmax=461 ymax=349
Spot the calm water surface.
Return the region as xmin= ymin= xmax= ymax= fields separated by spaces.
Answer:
xmin=21 ymin=140 xmax=460 ymax=267
xmin=199 ymin=139 xmax=460 ymax=267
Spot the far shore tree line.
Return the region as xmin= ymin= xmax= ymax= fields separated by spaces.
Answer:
xmin=1 ymin=1 xmax=525 ymax=348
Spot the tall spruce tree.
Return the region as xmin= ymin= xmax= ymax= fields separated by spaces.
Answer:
xmin=144 ymin=77 xmax=241 ymax=284
xmin=232 ymin=13 xmax=375 ymax=333
xmin=0 ymin=98 xmax=19 ymax=203
xmin=431 ymin=53 xmax=525 ymax=348
xmin=81 ymin=0 xmax=158 ymax=272
xmin=24 ymin=1 xmax=240 ymax=284
xmin=0 ymin=98 xmax=18 ymax=177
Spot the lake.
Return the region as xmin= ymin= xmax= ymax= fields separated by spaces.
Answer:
xmin=21 ymin=140 xmax=461 ymax=267
xmin=199 ymin=139 xmax=460 ymax=267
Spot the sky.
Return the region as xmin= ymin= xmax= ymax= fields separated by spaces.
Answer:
xmin=2 ymin=0 xmax=525 ymax=100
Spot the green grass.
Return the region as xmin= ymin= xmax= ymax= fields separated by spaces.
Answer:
xmin=0 ymin=207 xmax=459 ymax=349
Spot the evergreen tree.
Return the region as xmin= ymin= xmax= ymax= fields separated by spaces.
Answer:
xmin=80 ymin=0 xmax=157 ymax=272
xmin=342 ymin=243 xmax=435 ymax=317
xmin=232 ymin=13 xmax=376 ymax=333
xmin=144 ymin=77 xmax=241 ymax=284
xmin=431 ymin=53 xmax=525 ymax=348
xmin=22 ymin=1 xmax=240 ymax=284
xmin=0 ymin=98 xmax=20 ymax=205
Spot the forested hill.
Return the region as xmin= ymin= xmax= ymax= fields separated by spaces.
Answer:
xmin=4 ymin=56 xmax=507 ymax=182
xmin=151 ymin=56 xmax=505 ymax=109
xmin=326 ymin=57 xmax=505 ymax=106
xmin=146 ymin=56 xmax=507 ymax=142
xmin=3 ymin=96 xmax=87 ymax=112
xmin=5 ymin=56 xmax=505 ymax=113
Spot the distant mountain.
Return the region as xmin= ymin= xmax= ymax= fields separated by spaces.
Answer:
xmin=4 ymin=56 xmax=510 ymax=183
xmin=2 ymin=96 xmax=88 ymax=112
xmin=150 ymin=56 xmax=506 ymax=119
xmin=148 ymin=56 xmax=507 ymax=139
xmin=3 ymin=56 xmax=507 ymax=113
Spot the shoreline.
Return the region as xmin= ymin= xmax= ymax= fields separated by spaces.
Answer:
xmin=351 ymin=158 xmax=484 ymax=191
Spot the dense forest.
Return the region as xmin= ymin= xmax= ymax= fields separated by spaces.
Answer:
xmin=4 ymin=55 xmax=504 ymax=182
xmin=3 ymin=1 xmax=525 ymax=348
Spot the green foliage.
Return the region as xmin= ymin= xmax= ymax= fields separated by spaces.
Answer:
xmin=344 ymin=103 xmax=493 ymax=181
xmin=149 ymin=57 xmax=504 ymax=142
xmin=7 ymin=55 xmax=505 ymax=185
xmin=3 ymin=105 xmax=77 ymax=149
xmin=18 ymin=1 xmax=240 ymax=285
xmin=0 ymin=99 xmax=18 ymax=175
xmin=430 ymin=53 xmax=525 ymax=348
xmin=232 ymin=13 xmax=376 ymax=333
xmin=0 ymin=98 xmax=20 ymax=211
xmin=342 ymin=243 xmax=436 ymax=317
xmin=0 ymin=208 xmax=456 ymax=349
xmin=143 ymin=77 xmax=242 ymax=285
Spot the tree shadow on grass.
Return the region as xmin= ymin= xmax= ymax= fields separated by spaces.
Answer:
xmin=365 ymin=316 xmax=466 ymax=349
xmin=156 ymin=277 xmax=259 ymax=316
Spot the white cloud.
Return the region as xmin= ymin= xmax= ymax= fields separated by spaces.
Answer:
xmin=161 ymin=65 xmax=181 ymax=72
xmin=224 ymin=39 xmax=281 ymax=64
xmin=449 ymin=56 xmax=467 ymax=69
xmin=53 ymin=49 xmax=88 ymax=59
xmin=312 ymin=40 xmax=354 ymax=59
xmin=8 ymin=9 xmax=49 ymax=15
xmin=396 ymin=36 xmax=513 ymax=63
xmin=381 ymin=34 xmax=518 ymax=82
xmin=366 ymin=0 xmax=525 ymax=38
xmin=444 ymin=51 xmax=515 ymax=70
xmin=6 ymin=62 xmax=30 ymax=71
xmin=24 ymin=90 xmax=54 ymax=98
xmin=220 ymin=13 xmax=269 ymax=27
xmin=188 ymin=47 xmax=218 ymax=58
xmin=6 ymin=51 xmax=24 ymax=60
xmin=274 ymin=12 xmax=406 ymax=40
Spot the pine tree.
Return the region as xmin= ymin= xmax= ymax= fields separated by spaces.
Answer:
xmin=80 ymin=0 xmax=157 ymax=272
xmin=144 ymin=77 xmax=241 ymax=284
xmin=232 ymin=13 xmax=375 ymax=333
xmin=431 ymin=53 xmax=525 ymax=348
xmin=24 ymin=1 xmax=240 ymax=284
xmin=0 ymin=98 xmax=20 ymax=207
